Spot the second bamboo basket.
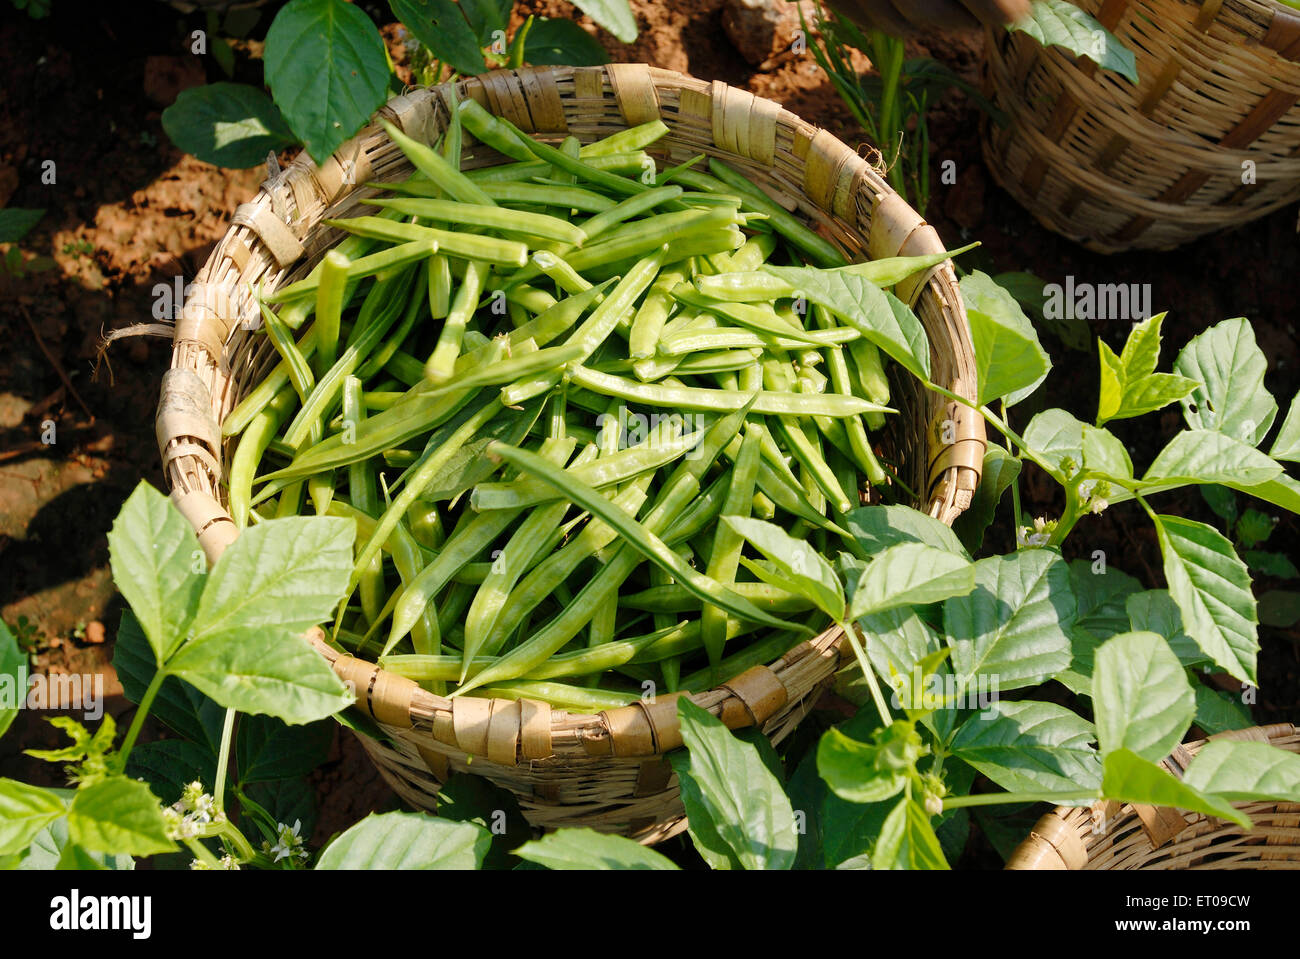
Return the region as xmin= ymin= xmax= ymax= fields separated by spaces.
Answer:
xmin=1008 ymin=723 xmax=1300 ymax=869
xmin=982 ymin=0 xmax=1300 ymax=253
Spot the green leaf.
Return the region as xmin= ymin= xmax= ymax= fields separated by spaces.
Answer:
xmin=1270 ymin=391 xmax=1300 ymax=462
xmin=160 ymin=83 xmax=295 ymax=168
xmin=265 ymin=0 xmax=391 ymax=164
xmin=845 ymin=505 xmax=970 ymax=559
xmin=1094 ymin=313 xmax=1199 ymax=425
xmin=1142 ymin=430 xmax=1282 ymax=490
xmin=434 ymin=772 xmax=531 ymax=870
xmin=66 ymin=777 xmax=175 ymax=856
xmin=723 ymin=516 xmax=844 ymax=619
xmin=1201 ymin=484 xmax=1239 ymax=524
xmin=245 ymin=778 xmax=319 ymax=840
xmin=1182 ymin=741 xmax=1300 ymax=803
xmin=1115 ymin=372 xmax=1202 ymax=423
xmin=1080 ymin=424 xmax=1133 ymax=482
xmin=761 ymin=265 xmax=931 ymax=381
xmin=993 ymin=270 xmax=1089 ymax=351
xmin=848 ymin=543 xmax=975 ymax=620
xmin=165 ymin=626 xmax=353 ymax=724
xmin=459 ymin=0 xmax=511 ymax=40
xmin=1125 ymin=590 xmax=1207 ymax=668
xmin=1174 ymin=317 xmax=1277 ymax=447
xmin=514 ymin=828 xmax=679 ymax=869
xmin=1118 ymin=311 xmax=1163 ymax=381
xmin=851 ymin=611 xmax=957 ymax=741
xmin=0 ymin=620 xmax=23 ymax=740
xmin=852 ymin=607 xmax=942 ymax=693
xmin=1236 ymin=474 xmax=1300 ymax=516
xmin=124 ymin=740 xmax=217 ymax=806
xmin=953 ymin=446 xmax=1021 ymax=553
xmin=190 ymin=516 xmax=354 ymax=642
xmin=0 ymin=208 xmax=45 ymax=244
xmin=1152 ymin=514 xmax=1258 ymax=685
xmin=107 ymin=482 xmax=206 ymax=663
xmin=1021 ymin=408 xmax=1084 ymax=478
xmin=18 ymin=816 xmax=133 ymax=871
xmin=820 ymin=789 xmax=891 ymax=869
xmin=112 ymin=611 xmax=225 ymax=753
xmin=1071 ymin=559 xmax=1141 ymax=635
xmin=316 ymin=811 xmax=490 ymax=868
xmin=1191 ymin=684 xmax=1253 ymax=737
xmin=816 ymin=726 xmax=908 ymax=804
xmin=572 ymin=0 xmax=637 ymax=43
xmin=1010 ymin=0 xmax=1139 ymax=83
xmin=523 ymin=18 xmax=609 ymax=65
xmin=1101 ymin=749 xmax=1248 ymax=829
xmin=671 ymin=698 xmax=797 ymax=870
xmin=950 ymin=701 xmax=1101 ymax=796
xmin=1092 ymin=631 xmax=1194 ymax=761
xmin=961 ymin=271 xmax=1050 ymax=407
xmin=1259 ymin=590 xmax=1300 ymax=628
xmin=391 ymin=0 xmax=486 ymax=76
xmin=0 ymin=779 xmax=66 ymax=855
xmin=1243 ymin=550 xmax=1297 ymax=580
xmin=873 ymin=797 xmax=949 ymax=870
xmin=1235 ymin=508 xmax=1273 ymax=549
xmin=783 ymin=748 xmax=827 ymax=869
xmin=943 ymin=549 xmax=1075 ymax=695
xmin=236 ymin=714 xmax=334 ymax=783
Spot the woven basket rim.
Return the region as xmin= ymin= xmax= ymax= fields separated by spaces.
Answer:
xmin=160 ymin=64 xmax=983 ymax=767
xmin=1006 ymin=723 xmax=1300 ymax=870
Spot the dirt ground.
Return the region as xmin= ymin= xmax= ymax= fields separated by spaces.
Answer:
xmin=1 ymin=0 xmax=1296 ymax=863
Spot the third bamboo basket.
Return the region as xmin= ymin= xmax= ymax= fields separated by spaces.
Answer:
xmin=1008 ymin=723 xmax=1300 ymax=869
xmin=158 ymin=64 xmax=984 ymax=842
xmin=982 ymin=0 xmax=1300 ymax=253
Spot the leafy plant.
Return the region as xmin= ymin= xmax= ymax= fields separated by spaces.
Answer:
xmin=0 ymin=483 xmax=359 ymax=870
xmin=162 ymin=0 xmax=634 ymax=168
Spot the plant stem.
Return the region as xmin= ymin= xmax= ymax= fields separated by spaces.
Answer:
xmin=213 ymin=707 xmax=236 ymax=810
xmin=215 ymin=820 xmax=257 ymax=862
xmin=840 ymin=620 xmax=893 ymax=727
xmin=184 ymin=836 xmax=220 ymax=868
xmin=942 ymin=790 xmax=1096 ymax=810
xmin=116 ymin=669 xmax=165 ymax=770
xmin=924 ymin=382 xmax=1064 ymax=483
xmin=1048 ymin=487 xmax=1083 ymax=548
xmin=1002 ymin=400 xmax=1024 ymax=526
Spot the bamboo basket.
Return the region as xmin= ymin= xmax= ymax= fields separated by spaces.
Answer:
xmin=981 ymin=0 xmax=1300 ymax=253
xmin=1007 ymin=723 xmax=1300 ymax=869
xmin=156 ymin=65 xmax=984 ymax=842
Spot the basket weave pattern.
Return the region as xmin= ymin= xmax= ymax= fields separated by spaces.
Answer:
xmin=982 ymin=0 xmax=1300 ymax=253
xmin=159 ymin=65 xmax=983 ymax=840
xmin=1008 ymin=724 xmax=1300 ymax=869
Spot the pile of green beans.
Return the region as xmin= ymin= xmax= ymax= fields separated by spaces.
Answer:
xmin=224 ymin=99 xmax=924 ymax=713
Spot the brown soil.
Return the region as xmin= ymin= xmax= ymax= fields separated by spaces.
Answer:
xmin=1 ymin=0 xmax=1296 ymax=863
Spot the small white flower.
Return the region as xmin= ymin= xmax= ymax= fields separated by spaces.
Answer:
xmin=190 ymin=792 xmax=217 ymax=826
xmin=1016 ymin=516 xmax=1056 ymax=549
xmin=266 ymin=820 xmax=307 ymax=864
